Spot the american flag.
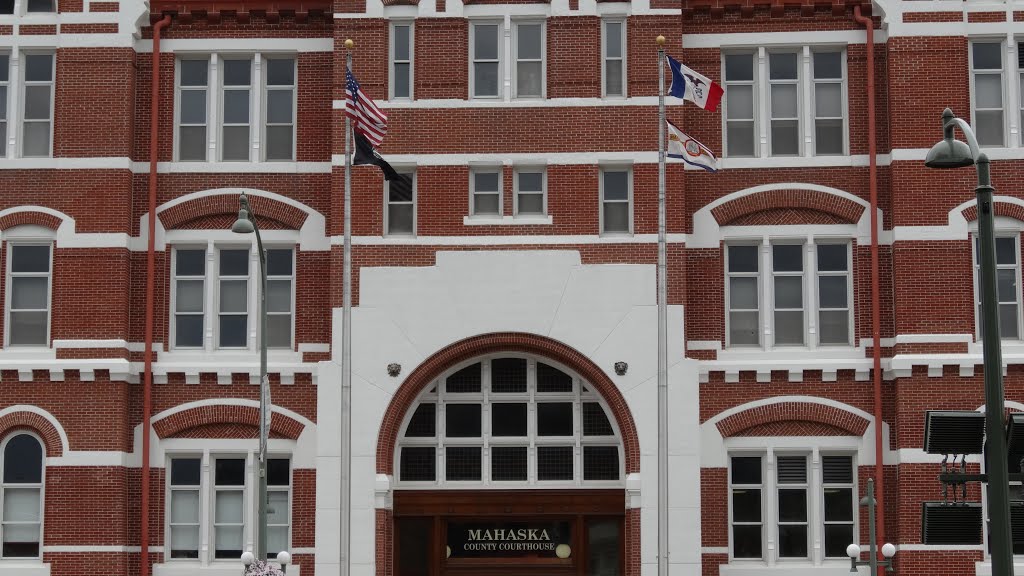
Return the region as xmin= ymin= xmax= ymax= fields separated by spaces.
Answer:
xmin=345 ymin=68 xmax=388 ymax=147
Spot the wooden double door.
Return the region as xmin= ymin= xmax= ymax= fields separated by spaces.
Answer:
xmin=393 ymin=490 xmax=624 ymax=576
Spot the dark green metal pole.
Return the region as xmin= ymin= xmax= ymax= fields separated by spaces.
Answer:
xmin=865 ymin=479 xmax=878 ymax=576
xmin=976 ymin=152 xmax=1014 ymax=576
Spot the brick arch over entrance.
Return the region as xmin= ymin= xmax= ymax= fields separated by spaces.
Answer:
xmin=710 ymin=189 xmax=865 ymax=226
xmin=0 ymin=412 xmax=64 ymax=457
xmin=158 ymin=194 xmax=309 ymax=231
xmin=376 ymin=332 xmax=640 ymax=475
xmin=153 ymin=405 xmax=305 ymax=440
xmin=715 ymin=401 xmax=870 ymax=438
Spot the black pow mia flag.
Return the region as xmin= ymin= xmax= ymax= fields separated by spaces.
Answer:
xmin=353 ymin=132 xmax=413 ymax=201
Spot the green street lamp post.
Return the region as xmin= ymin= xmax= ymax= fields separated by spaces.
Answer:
xmin=925 ymin=108 xmax=1015 ymax=576
xmin=846 ymin=479 xmax=896 ymax=574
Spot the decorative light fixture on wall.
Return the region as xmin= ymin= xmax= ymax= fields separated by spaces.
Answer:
xmin=614 ymin=362 xmax=628 ymax=376
xmin=387 ymin=363 xmax=402 ymax=377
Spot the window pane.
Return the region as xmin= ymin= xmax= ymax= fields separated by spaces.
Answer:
xmin=215 ymin=491 xmax=243 ymax=524
xmin=996 ymin=237 xmax=1017 ymax=265
xmin=178 ymin=126 xmax=206 ymax=161
xmin=266 ymin=126 xmax=293 ymax=161
xmin=727 ymin=121 xmax=755 ymax=156
xmin=474 ymin=171 xmax=500 ymax=192
xmin=0 ymin=0 xmax=10 ymax=14
xmin=774 ymin=276 xmax=803 ymax=308
xmin=771 ymin=120 xmax=799 ymax=155
xmin=171 ymin=458 xmax=201 ymax=485
xmin=446 ymin=363 xmax=481 ymax=393
xmin=518 ymin=24 xmax=542 ymax=60
xmin=3 ymin=488 xmax=40 ymax=523
xmin=24 ymin=55 xmax=53 ymax=82
xmin=399 ymin=447 xmax=436 ymax=481
xmin=998 ymin=268 xmax=1018 ymax=303
xmin=223 ymin=126 xmax=250 ymax=161
xmin=267 ymin=492 xmax=289 ymax=525
xmin=819 ymin=310 xmax=850 ymax=345
xmin=583 ymin=446 xmax=619 ymax=480
xmin=394 ymin=63 xmax=411 ymax=98
xmin=223 ymin=89 xmax=250 ymax=124
xmin=8 ymin=246 xmax=47 ymax=274
xmin=819 ymin=276 xmax=848 ymax=308
xmin=180 ymin=59 xmax=209 ymax=86
xmin=603 ymin=171 xmax=628 ymax=200
xmin=778 ymin=489 xmax=807 ymax=521
xmin=537 ymin=402 xmax=573 ymax=436
xmin=588 ymin=520 xmax=620 ymax=576
xmin=388 ymin=204 xmax=414 ymax=234
xmin=537 ymin=446 xmax=573 ymax=480
xmin=175 ymin=315 xmax=203 ymax=347
xmin=176 ymin=280 xmax=204 ymax=313
xmin=732 ymin=525 xmax=762 ymax=558
xmin=813 ymin=51 xmax=842 ymax=79
xmin=603 ymin=203 xmax=629 ymax=233
xmin=266 ymin=90 xmax=293 ymax=124
xmin=267 ymin=314 xmax=292 ymax=348
xmin=1000 ymin=303 xmax=1019 ymax=339
xmin=8 ymin=311 xmax=47 ymax=346
xmin=775 ymin=310 xmax=805 ymax=345
xmin=769 ymin=53 xmax=798 ymax=80
xmin=220 ymin=279 xmax=248 ymax=313
xmin=268 ymin=525 xmax=288 ymax=557
xmin=180 ymin=90 xmax=207 ymax=124
xmin=492 ymin=403 xmax=527 ymax=436
xmin=266 ymin=58 xmax=295 ymax=86
xmin=730 ymin=277 xmax=758 ymax=309
xmin=518 ymin=193 xmax=544 ymax=215
xmin=605 ymin=60 xmax=623 ymax=96
xmin=492 ymin=357 xmax=527 ymax=393
xmin=731 ymin=489 xmax=761 ymax=522
xmin=824 ymin=524 xmax=854 ymax=558
xmin=518 ymin=171 xmax=542 ymax=191
xmin=823 ymin=456 xmax=853 ymax=483
xmin=405 ymin=404 xmax=436 ymax=438
xmin=223 ymin=59 xmax=251 ymax=86
xmin=446 ymin=404 xmax=481 ymax=437
xmin=491 ymin=446 xmax=528 ymax=481
xmin=583 ymin=403 xmax=614 ymax=436
xmin=393 ymin=25 xmax=411 ymax=60
xmin=219 ymin=315 xmax=247 ymax=347
xmin=728 ymin=245 xmax=758 ymax=273
xmin=725 ymin=53 xmax=754 ymax=82
xmin=975 ymin=74 xmax=1003 ymax=108
xmin=973 ymin=42 xmax=1002 ymax=70
xmin=220 ymin=249 xmax=248 ymax=275
xmin=3 ymin=435 xmax=42 ymax=484
xmin=976 ymin=110 xmax=1004 ymax=147
xmin=815 ymin=83 xmax=843 ymax=117
xmin=267 ymin=459 xmax=290 ymax=487
xmin=473 ymin=194 xmax=499 ymax=216
xmin=474 ymin=63 xmax=499 ymax=97
xmin=815 ymin=119 xmax=845 ymax=155
xmin=537 ymin=362 xmax=572 ymax=392
xmin=605 ymin=23 xmax=622 ymax=58
xmin=268 ymin=279 xmax=291 ymax=313
xmin=774 ymin=244 xmax=803 ymax=272
xmin=215 ymin=459 xmax=245 ymax=485
xmin=727 ymin=85 xmax=754 ymax=120
xmin=445 ymin=446 xmax=481 ymax=481
xmin=730 ymin=311 xmax=760 ymax=345
xmin=517 ymin=57 xmax=547 ymax=94
xmin=11 ymin=277 xmax=48 ymax=309
xmin=474 ymin=25 xmax=499 ymax=60
xmin=170 ymin=526 xmax=199 ymax=558
xmin=778 ymin=524 xmax=808 ymax=557
xmin=22 ymin=123 xmax=50 ymax=157
xmin=23 ymin=86 xmax=50 ymax=120
xmin=215 ymin=526 xmax=243 ymax=558
xmin=170 ymin=490 xmax=200 ymax=523
xmin=267 ymin=249 xmax=293 ymax=275
xmin=731 ymin=456 xmax=761 ymax=484
xmin=824 ymin=487 xmax=853 ymax=521
xmin=771 ymin=84 xmax=798 ymax=118
xmin=0 ymin=85 xmax=7 ymax=119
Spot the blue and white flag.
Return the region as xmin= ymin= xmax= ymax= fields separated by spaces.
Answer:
xmin=667 ymin=120 xmax=719 ymax=172
xmin=666 ymin=55 xmax=724 ymax=112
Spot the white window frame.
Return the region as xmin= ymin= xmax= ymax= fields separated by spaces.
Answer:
xmin=215 ymin=246 xmax=251 ymax=350
xmin=0 ymin=432 xmax=44 ymax=561
xmin=727 ymin=446 xmax=859 ymax=566
xmin=265 ymin=248 xmax=295 ymax=350
xmin=722 ymin=46 xmax=848 ymax=158
xmin=774 ymin=454 xmax=811 ymax=561
xmin=601 ymin=19 xmax=626 ymax=98
xmin=19 ymin=51 xmax=54 ymax=159
xmin=389 ymin=21 xmax=414 ymax=101
xmin=220 ymin=57 xmax=253 ymax=162
xmin=767 ymin=49 xmax=802 ymax=157
xmin=971 ymin=231 xmax=1023 ymax=341
xmin=262 ymin=56 xmax=297 ymax=162
xmin=814 ymin=240 xmax=854 ymax=347
xmin=211 ymin=455 xmax=247 ymax=561
xmin=469 ymin=165 xmax=503 ymax=218
xmin=725 ymin=243 xmax=762 ymax=348
xmin=4 ymin=240 xmax=53 ymax=349
xmin=723 ymin=236 xmax=854 ymax=351
xmin=0 ymin=52 xmax=9 ymax=159
xmin=810 ymin=49 xmax=848 ymax=156
xmin=770 ymin=241 xmax=807 ymax=347
xmin=512 ymin=20 xmax=545 ymax=99
xmin=167 ymin=455 xmax=203 ymax=561
xmin=599 ymin=165 xmax=633 ymax=236
xmin=470 ymin=21 xmax=503 ymax=99
xmin=512 ymin=166 xmax=546 ymax=217
xmin=970 ymin=38 xmax=1007 ymax=148
xmin=384 ymin=168 xmax=417 ymax=237
xmin=175 ymin=56 xmax=212 ymax=162
xmin=170 ymin=245 xmax=208 ymax=350
xmin=394 ymin=354 xmax=624 ymax=489
xmin=164 ymin=450 xmax=294 ymax=566
xmin=23 ymin=0 xmax=55 ymax=14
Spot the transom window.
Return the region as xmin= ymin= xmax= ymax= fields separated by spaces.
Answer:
xmin=396 ymin=355 xmax=623 ymax=486
xmin=973 ymin=234 xmax=1022 ymax=340
xmin=0 ymin=433 xmax=43 ymax=559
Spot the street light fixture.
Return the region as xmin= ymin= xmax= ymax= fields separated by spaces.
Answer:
xmin=925 ymin=108 xmax=1015 ymax=576
xmin=847 ymin=478 xmax=896 ymax=573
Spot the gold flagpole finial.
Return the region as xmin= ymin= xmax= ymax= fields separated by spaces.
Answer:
xmin=345 ymin=38 xmax=354 ymax=49
xmin=656 ymin=35 xmax=665 ymax=46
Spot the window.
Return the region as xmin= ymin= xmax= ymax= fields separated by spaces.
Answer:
xmin=25 ymin=0 xmax=54 ymax=12
xmin=176 ymin=55 xmax=297 ymax=162
xmin=514 ymin=168 xmax=545 ymax=216
xmin=725 ymin=240 xmax=852 ymax=349
xmin=5 ymin=244 xmax=51 ymax=347
xmin=172 ymin=245 xmax=295 ymax=351
xmin=21 ymin=53 xmax=53 ymax=158
xmin=0 ymin=0 xmax=10 ymax=13
xmin=729 ymin=452 xmax=856 ymax=562
xmin=470 ymin=168 xmax=501 ymax=217
xmin=514 ymin=22 xmax=544 ymax=98
xmin=1 ymin=434 xmax=43 ymax=559
xmin=168 ymin=455 xmax=292 ymax=563
xmin=396 ymin=356 xmax=622 ymax=485
xmin=390 ymin=23 xmax=413 ymax=100
xmin=471 ymin=22 xmax=501 ymax=98
xmin=971 ymin=41 xmax=1005 ymax=147
xmin=723 ymin=47 xmax=846 ymax=157
xmin=974 ymin=235 xmax=1021 ymax=339
xmin=385 ymin=170 xmax=416 ymax=236
xmin=602 ymin=20 xmax=625 ymax=97
xmin=264 ymin=58 xmax=296 ymax=162
xmin=600 ymin=168 xmax=631 ymax=235
xmin=0 ymin=54 xmax=8 ymax=158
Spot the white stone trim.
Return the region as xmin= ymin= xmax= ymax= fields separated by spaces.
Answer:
xmin=462 ymin=215 xmax=554 ymax=226
xmin=41 ymin=545 xmax=152 ymax=553
xmin=895 ymin=333 xmax=974 ymax=344
xmin=687 ymin=340 xmax=722 ymax=351
xmin=298 ymin=343 xmax=330 ymax=353
xmin=0 ymin=562 xmax=50 ymax=576
xmin=136 ymin=38 xmax=332 ymax=53
xmin=51 ymin=339 xmax=127 ymax=349
xmin=47 ymin=451 xmax=129 ymax=467
xmin=701 ymin=547 xmax=729 ymax=554
xmin=339 ymin=233 xmax=687 ymax=245
xmin=683 ymin=30 xmax=888 ymax=48
xmin=131 ymin=161 xmax=332 ymax=174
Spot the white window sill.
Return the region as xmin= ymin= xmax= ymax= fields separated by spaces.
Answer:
xmin=718 ymin=346 xmax=863 ymax=361
xmin=721 ymin=563 xmax=864 ymax=576
xmin=0 ymin=562 xmax=50 ymax=576
xmin=0 ymin=347 xmax=56 ymax=360
xmin=462 ymin=215 xmax=553 ymax=226
xmin=154 ymin=563 xmax=300 ymax=576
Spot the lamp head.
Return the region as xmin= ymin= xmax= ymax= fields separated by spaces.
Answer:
xmin=846 ymin=543 xmax=861 ymax=559
xmin=231 ymin=209 xmax=255 ymax=234
xmin=277 ymin=551 xmax=292 ymax=565
xmin=241 ymin=551 xmax=255 ymax=566
xmin=881 ymin=543 xmax=896 ymax=559
xmin=925 ymin=108 xmax=975 ymax=169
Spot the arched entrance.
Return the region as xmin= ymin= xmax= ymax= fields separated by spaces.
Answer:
xmin=379 ymin=335 xmax=639 ymax=576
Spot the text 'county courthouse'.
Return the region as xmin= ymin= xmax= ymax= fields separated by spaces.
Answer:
xmin=0 ymin=0 xmax=1022 ymax=574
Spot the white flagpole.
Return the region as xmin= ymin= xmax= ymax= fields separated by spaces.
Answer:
xmin=342 ymin=39 xmax=354 ymax=576
xmin=656 ymin=34 xmax=669 ymax=576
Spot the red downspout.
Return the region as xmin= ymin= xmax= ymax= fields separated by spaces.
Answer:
xmin=142 ymin=14 xmax=172 ymax=576
xmin=853 ymin=3 xmax=885 ymax=567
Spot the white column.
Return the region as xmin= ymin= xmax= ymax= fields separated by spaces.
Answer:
xmin=765 ymin=450 xmax=777 ymax=567
xmin=761 ymin=240 xmax=772 ymax=348
xmin=205 ymin=241 xmax=216 ymax=352
xmin=805 ymin=239 xmax=816 ymax=349
xmin=1007 ymin=34 xmax=1018 ymax=146
xmin=757 ymin=47 xmax=768 ymax=158
xmin=208 ymin=55 xmax=220 ymax=162
xmin=253 ymin=54 xmax=263 ymax=161
xmin=200 ymin=451 xmax=212 ymax=565
xmin=7 ymin=49 xmax=19 ymax=158
xmin=801 ymin=46 xmax=812 ymax=157
xmin=503 ymin=15 xmax=512 ymax=102
xmin=810 ymin=449 xmax=823 ymax=565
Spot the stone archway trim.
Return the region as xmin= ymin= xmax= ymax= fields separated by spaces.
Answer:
xmin=153 ymin=404 xmax=304 ymax=440
xmin=710 ymin=189 xmax=865 ymax=226
xmin=715 ymin=401 xmax=870 ymax=438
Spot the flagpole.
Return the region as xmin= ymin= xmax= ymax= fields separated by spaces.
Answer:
xmin=656 ymin=34 xmax=669 ymax=576
xmin=342 ymin=39 xmax=354 ymax=576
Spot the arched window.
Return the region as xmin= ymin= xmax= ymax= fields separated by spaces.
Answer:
xmin=1 ymin=433 xmax=43 ymax=558
xmin=396 ymin=355 xmax=623 ymax=486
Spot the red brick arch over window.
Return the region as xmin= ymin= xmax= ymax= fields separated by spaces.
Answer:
xmin=715 ymin=401 xmax=870 ymax=438
xmin=0 ymin=211 xmax=64 ymax=232
xmin=153 ymin=405 xmax=304 ymax=440
xmin=376 ymin=332 xmax=641 ymax=475
xmin=710 ymin=189 xmax=865 ymax=226
xmin=158 ymin=194 xmax=309 ymax=231
xmin=0 ymin=412 xmax=64 ymax=457
xmin=961 ymin=201 xmax=1024 ymax=223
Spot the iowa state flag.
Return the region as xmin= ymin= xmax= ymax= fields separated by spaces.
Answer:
xmin=666 ymin=55 xmax=724 ymax=112
xmin=667 ymin=120 xmax=719 ymax=172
